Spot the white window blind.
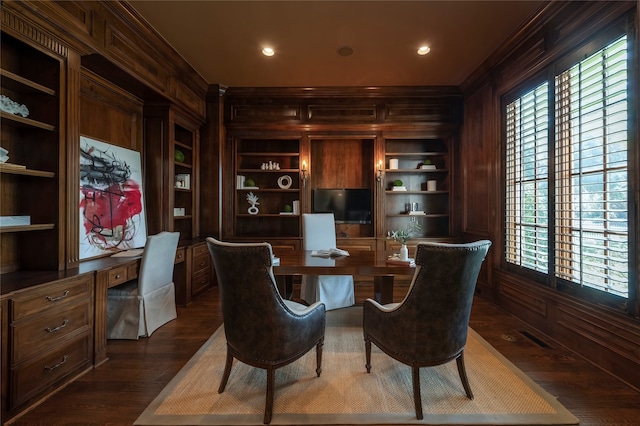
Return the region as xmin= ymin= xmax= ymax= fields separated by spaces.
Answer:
xmin=554 ymin=35 xmax=629 ymax=297
xmin=505 ymin=83 xmax=549 ymax=273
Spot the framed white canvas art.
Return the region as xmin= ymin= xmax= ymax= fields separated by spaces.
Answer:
xmin=79 ymin=136 xmax=148 ymax=259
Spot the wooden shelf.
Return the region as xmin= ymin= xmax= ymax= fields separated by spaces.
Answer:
xmin=0 ymin=223 xmax=55 ymax=233
xmin=0 ymin=111 xmax=56 ymax=131
xmin=0 ymin=167 xmax=55 ymax=178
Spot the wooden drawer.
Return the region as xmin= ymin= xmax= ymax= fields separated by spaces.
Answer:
xmin=108 ymin=266 xmax=130 ymax=287
xmin=192 ymin=268 xmax=211 ymax=296
xmin=191 ymin=243 xmax=209 ymax=258
xmin=11 ymin=302 xmax=92 ymax=365
xmin=175 ymin=246 xmax=186 ymax=264
xmin=10 ymin=275 xmax=93 ymax=322
xmin=10 ymin=333 xmax=91 ymax=409
xmin=192 ymin=252 xmax=210 ymax=275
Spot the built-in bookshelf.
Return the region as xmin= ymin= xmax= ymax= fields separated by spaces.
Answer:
xmin=234 ymin=138 xmax=302 ymax=238
xmin=0 ymin=32 xmax=64 ymax=273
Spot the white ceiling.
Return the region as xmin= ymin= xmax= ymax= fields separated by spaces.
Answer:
xmin=128 ymin=1 xmax=545 ymax=88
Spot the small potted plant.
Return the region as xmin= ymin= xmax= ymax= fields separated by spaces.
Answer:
xmin=388 ymin=220 xmax=421 ymax=260
xmin=391 ymin=179 xmax=406 ymax=191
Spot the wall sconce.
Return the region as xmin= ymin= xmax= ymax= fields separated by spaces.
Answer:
xmin=301 ymin=160 xmax=309 ymax=187
xmin=376 ymin=160 xmax=384 ymax=184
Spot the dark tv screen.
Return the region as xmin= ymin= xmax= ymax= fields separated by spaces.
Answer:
xmin=312 ymin=188 xmax=372 ymax=224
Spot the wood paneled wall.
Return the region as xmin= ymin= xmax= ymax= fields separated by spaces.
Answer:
xmin=460 ymin=1 xmax=640 ymax=388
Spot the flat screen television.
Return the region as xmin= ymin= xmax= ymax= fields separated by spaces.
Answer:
xmin=312 ymin=188 xmax=372 ymax=224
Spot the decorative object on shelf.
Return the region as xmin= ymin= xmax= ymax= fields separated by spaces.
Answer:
xmin=376 ymin=160 xmax=384 ymax=183
xmin=261 ymin=161 xmax=280 ymax=170
xmin=175 ymin=174 xmax=191 ymax=189
xmin=280 ymin=204 xmax=293 ymax=215
xmin=174 ymin=149 xmax=185 ymax=163
xmin=243 ymin=178 xmax=258 ymax=189
xmin=389 ymin=158 xmax=399 ymax=169
xmin=420 ymin=159 xmax=436 ymax=170
xmin=173 ymin=207 xmax=185 ymax=217
xmin=0 ymin=215 xmax=31 ymax=227
xmin=300 ymin=160 xmax=309 ymax=187
xmin=246 ymin=191 xmax=259 ymax=215
xmin=427 ymin=180 xmax=437 ymax=192
xmin=79 ymin=136 xmax=148 ymax=259
xmin=0 ymin=147 xmax=8 ymax=163
xmin=292 ymin=200 xmax=300 ymax=215
xmin=277 ymin=175 xmax=292 ymax=189
xmin=0 ymin=94 xmax=29 ymax=117
xmin=406 ymin=202 xmax=419 ymax=213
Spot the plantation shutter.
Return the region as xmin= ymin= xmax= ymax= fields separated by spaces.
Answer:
xmin=553 ymin=35 xmax=629 ymax=297
xmin=505 ymin=83 xmax=549 ymax=272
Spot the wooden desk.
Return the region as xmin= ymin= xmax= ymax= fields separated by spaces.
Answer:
xmin=79 ymin=246 xmax=187 ymax=367
xmin=78 ymin=255 xmax=143 ymax=367
xmin=273 ymin=250 xmax=415 ymax=304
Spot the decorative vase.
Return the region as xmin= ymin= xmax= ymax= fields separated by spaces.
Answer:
xmin=400 ymin=244 xmax=409 ymax=261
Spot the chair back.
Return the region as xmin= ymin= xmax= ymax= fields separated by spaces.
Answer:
xmin=137 ymin=231 xmax=180 ymax=296
xmin=400 ymin=240 xmax=491 ymax=362
xmin=302 ymin=213 xmax=337 ymax=250
xmin=206 ymin=237 xmax=301 ymax=359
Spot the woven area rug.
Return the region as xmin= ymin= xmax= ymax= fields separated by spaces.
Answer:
xmin=135 ymin=307 xmax=578 ymax=425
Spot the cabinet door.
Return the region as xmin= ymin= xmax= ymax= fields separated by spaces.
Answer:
xmin=384 ymin=138 xmax=451 ymax=239
xmin=234 ymin=138 xmax=302 ymax=238
xmin=0 ymin=32 xmax=64 ymax=273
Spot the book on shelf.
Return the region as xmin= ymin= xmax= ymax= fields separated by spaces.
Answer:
xmin=391 ymin=186 xmax=407 ymax=191
xmin=408 ymin=211 xmax=426 ymax=215
xmin=386 ymin=257 xmax=416 ymax=266
xmin=175 ymin=173 xmax=191 ymax=189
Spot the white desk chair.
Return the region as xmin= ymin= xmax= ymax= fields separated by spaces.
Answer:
xmin=107 ymin=231 xmax=180 ymax=339
xmin=300 ymin=213 xmax=355 ymax=310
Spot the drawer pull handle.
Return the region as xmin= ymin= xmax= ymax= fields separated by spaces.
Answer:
xmin=44 ymin=355 xmax=68 ymax=372
xmin=45 ymin=290 xmax=69 ymax=302
xmin=45 ymin=318 xmax=69 ymax=333
xmin=114 ymin=274 xmax=121 ymax=279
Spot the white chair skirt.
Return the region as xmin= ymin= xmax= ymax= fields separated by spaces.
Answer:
xmin=107 ymin=280 xmax=177 ymax=340
xmin=300 ymin=275 xmax=355 ymax=310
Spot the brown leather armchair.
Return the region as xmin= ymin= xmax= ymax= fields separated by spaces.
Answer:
xmin=206 ymin=237 xmax=326 ymax=424
xmin=363 ymin=240 xmax=492 ymax=420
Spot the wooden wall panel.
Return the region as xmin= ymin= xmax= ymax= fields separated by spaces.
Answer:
xmin=461 ymin=85 xmax=493 ymax=236
xmin=79 ymin=70 xmax=143 ymax=151
xmin=310 ymin=138 xmax=374 ymax=189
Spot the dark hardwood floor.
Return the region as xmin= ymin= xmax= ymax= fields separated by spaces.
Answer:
xmin=8 ymin=282 xmax=640 ymax=425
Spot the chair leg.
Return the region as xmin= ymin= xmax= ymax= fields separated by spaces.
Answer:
xmin=218 ymin=350 xmax=233 ymax=393
xmin=315 ymin=338 xmax=324 ymax=377
xmin=412 ymin=366 xmax=423 ymax=420
xmin=456 ymin=351 xmax=474 ymax=400
xmin=264 ymin=366 xmax=275 ymax=424
xmin=364 ymin=338 xmax=372 ymax=373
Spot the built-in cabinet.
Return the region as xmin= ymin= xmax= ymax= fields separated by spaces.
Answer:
xmin=0 ymin=32 xmax=64 ymax=273
xmin=234 ymin=138 xmax=302 ymax=238
xmin=6 ymin=274 xmax=94 ymax=416
xmin=144 ymin=105 xmax=202 ymax=241
xmin=383 ymin=137 xmax=451 ymax=240
xmin=222 ymin=88 xmax=462 ymax=250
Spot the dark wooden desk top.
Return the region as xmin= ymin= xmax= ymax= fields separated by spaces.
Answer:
xmin=273 ymin=250 xmax=415 ymax=276
xmin=0 ymin=255 xmax=141 ymax=298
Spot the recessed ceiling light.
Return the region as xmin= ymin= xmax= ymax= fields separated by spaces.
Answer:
xmin=337 ymin=46 xmax=354 ymax=57
xmin=417 ymin=46 xmax=431 ymax=56
xmin=262 ymin=47 xmax=275 ymax=57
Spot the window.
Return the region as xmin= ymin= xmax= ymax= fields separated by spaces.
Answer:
xmin=505 ymin=34 xmax=630 ymax=301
